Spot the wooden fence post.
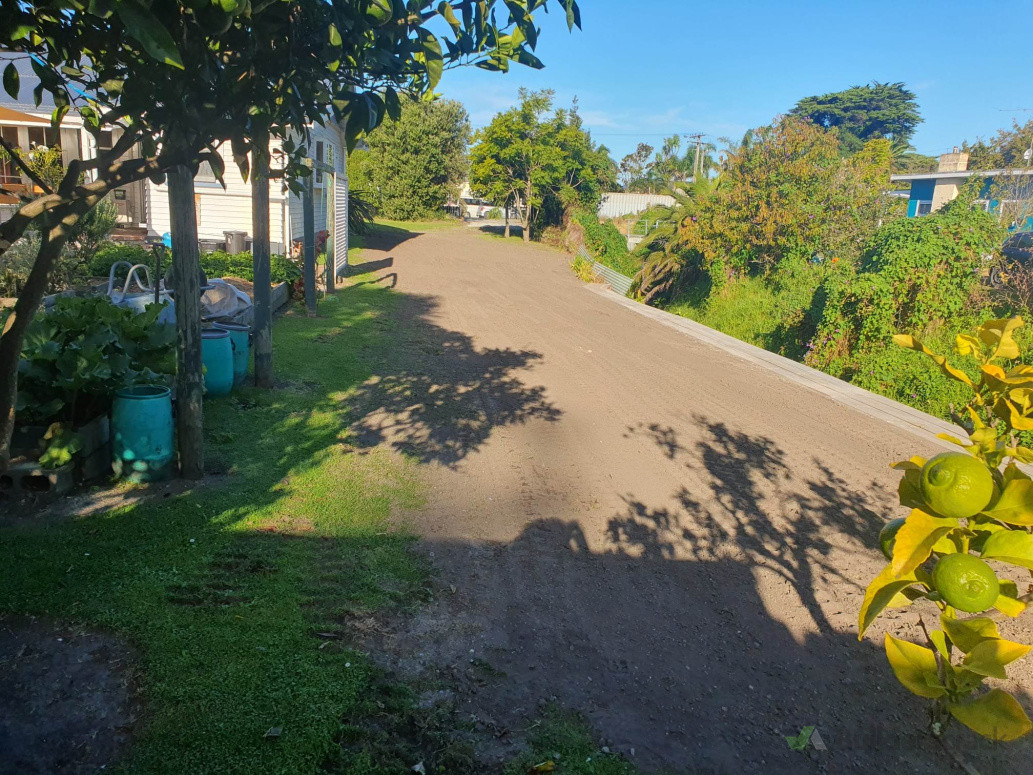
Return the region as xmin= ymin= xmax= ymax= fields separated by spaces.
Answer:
xmin=252 ymin=140 xmax=273 ymax=387
xmin=167 ymin=164 xmax=204 ymax=479
xmin=303 ymin=169 xmax=316 ymax=316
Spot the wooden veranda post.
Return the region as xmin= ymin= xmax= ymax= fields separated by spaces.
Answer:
xmin=167 ymin=165 xmax=204 ymax=479
xmin=252 ymin=140 xmax=273 ymax=388
xmin=302 ymin=168 xmax=317 ymax=316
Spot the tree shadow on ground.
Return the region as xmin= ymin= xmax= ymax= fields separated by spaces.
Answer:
xmin=345 ymin=289 xmax=560 ymax=467
xmin=384 ymin=515 xmax=1033 ymax=774
xmin=614 ymin=416 xmax=884 ymax=636
xmin=359 ymin=223 xmax=424 ymax=252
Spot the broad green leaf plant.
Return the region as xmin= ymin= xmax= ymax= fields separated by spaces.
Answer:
xmin=861 ymin=317 xmax=1033 ymax=744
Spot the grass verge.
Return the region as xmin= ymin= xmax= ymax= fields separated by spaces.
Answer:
xmin=1 ymin=256 xmax=428 ymax=773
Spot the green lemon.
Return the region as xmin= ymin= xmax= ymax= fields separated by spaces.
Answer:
xmin=932 ymin=553 xmax=1000 ymax=613
xmin=878 ymin=517 xmax=907 ymax=560
xmin=920 ymin=453 xmax=994 ymax=519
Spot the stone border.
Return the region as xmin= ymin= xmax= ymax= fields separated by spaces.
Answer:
xmin=584 ymin=284 xmax=961 ymax=449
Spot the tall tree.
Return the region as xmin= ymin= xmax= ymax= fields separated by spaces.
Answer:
xmin=349 ymin=98 xmax=470 ymax=220
xmin=470 ymin=89 xmax=612 ymax=242
xmin=790 ymin=82 xmax=922 ymax=155
xmin=619 ymin=143 xmax=653 ymax=191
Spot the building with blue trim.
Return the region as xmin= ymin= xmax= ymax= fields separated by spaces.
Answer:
xmin=891 ymin=150 xmax=1033 ymax=227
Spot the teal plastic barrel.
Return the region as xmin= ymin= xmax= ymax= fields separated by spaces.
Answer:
xmin=202 ymin=328 xmax=234 ymax=396
xmin=111 ymin=385 xmax=174 ymax=482
xmin=213 ymin=322 xmax=250 ymax=386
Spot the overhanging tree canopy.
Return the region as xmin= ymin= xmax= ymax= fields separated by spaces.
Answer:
xmin=789 ymin=82 xmax=922 ymax=155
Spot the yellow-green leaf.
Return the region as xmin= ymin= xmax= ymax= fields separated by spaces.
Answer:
xmin=962 ymin=638 xmax=1031 ymax=679
xmin=941 ymin=615 xmax=1000 ymax=653
xmin=884 ymin=634 xmax=946 ymax=699
xmin=980 ymin=529 xmax=1033 ymax=570
xmin=956 ymin=332 xmax=984 ymax=358
xmin=978 ymin=317 xmax=1024 ymax=361
xmin=897 ymin=467 xmax=927 ymax=510
xmin=981 ymin=464 xmax=1033 ymax=525
xmin=893 ymin=334 xmax=974 ymax=387
xmin=890 ymin=509 xmax=959 ymax=576
xmin=890 ymin=456 xmax=926 ymax=471
xmin=858 ymin=565 xmax=923 ymax=639
xmin=993 ymin=591 xmax=1027 ymax=617
xmin=328 ymin=23 xmax=342 ymax=47
xmin=950 ymin=689 xmax=1033 ymax=741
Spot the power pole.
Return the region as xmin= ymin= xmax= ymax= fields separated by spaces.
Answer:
xmin=687 ymin=133 xmax=705 ymax=180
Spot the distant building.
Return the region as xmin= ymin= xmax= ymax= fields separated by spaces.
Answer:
xmin=597 ymin=192 xmax=676 ymax=220
xmin=892 ymin=149 xmax=1033 ymax=223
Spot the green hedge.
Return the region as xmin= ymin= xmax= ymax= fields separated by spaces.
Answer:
xmin=89 ymin=244 xmax=301 ymax=285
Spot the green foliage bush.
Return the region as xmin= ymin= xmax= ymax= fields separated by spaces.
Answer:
xmin=575 ymin=212 xmax=640 ymax=278
xmin=808 ymin=191 xmax=1005 ymax=368
xmin=88 ymin=245 xmax=301 ymax=285
xmin=18 ymin=296 xmax=176 ymax=426
xmin=198 ymin=250 xmax=301 ymax=285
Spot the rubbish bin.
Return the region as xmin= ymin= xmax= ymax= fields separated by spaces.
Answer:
xmin=224 ymin=230 xmax=247 ymax=253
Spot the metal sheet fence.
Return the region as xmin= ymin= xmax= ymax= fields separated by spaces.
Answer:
xmin=578 ymin=246 xmax=633 ymax=296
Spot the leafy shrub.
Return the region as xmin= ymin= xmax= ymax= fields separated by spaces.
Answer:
xmin=88 ymin=243 xmax=154 ymax=278
xmin=199 ymin=250 xmax=301 ymax=285
xmin=575 ymin=212 xmax=640 ymax=278
xmin=88 ymin=245 xmax=301 ymax=286
xmin=809 ymin=192 xmax=1005 ymax=369
xmin=17 ymin=296 xmax=176 ymax=426
xmin=0 ymin=233 xmax=40 ymax=296
xmin=570 ymin=253 xmax=595 ymax=282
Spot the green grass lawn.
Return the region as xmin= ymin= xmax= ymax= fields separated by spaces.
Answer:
xmin=1 ymin=269 xmax=429 ymax=774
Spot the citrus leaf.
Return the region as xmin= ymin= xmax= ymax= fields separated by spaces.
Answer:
xmin=115 ymin=0 xmax=184 ymax=69
xmin=858 ymin=564 xmax=923 ymax=639
xmin=993 ymin=590 xmax=1027 ymax=618
xmin=962 ymin=638 xmax=1031 ymax=679
xmin=897 ymin=467 xmax=926 ymax=510
xmin=890 ymin=509 xmax=959 ymax=576
xmin=884 ymin=634 xmax=946 ymax=699
xmin=941 ymin=615 xmax=1000 ymax=653
xmin=950 ymin=689 xmax=1033 ymax=741
xmin=3 ymin=62 xmax=18 ymax=100
xmin=955 ymin=333 xmax=983 ymax=358
xmin=981 ymin=464 xmax=1033 ymax=526
xmin=328 ymin=23 xmax=341 ymax=47
xmin=978 ymin=317 xmax=1024 ymax=361
xmin=980 ymin=529 xmax=1033 ymax=570
xmin=893 ymin=334 xmax=973 ymax=387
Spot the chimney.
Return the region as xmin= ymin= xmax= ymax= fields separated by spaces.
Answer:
xmin=938 ymin=150 xmax=969 ymax=172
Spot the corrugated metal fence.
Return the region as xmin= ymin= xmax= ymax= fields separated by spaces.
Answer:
xmin=578 ymin=246 xmax=634 ymax=296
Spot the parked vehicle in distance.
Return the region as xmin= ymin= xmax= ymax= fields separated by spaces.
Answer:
xmin=1003 ymin=231 xmax=1033 ymax=263
xmin=990 ymin=232 xmax=1033 ymax=287
xmin=461 ymin=197 xmax=492 ymax=219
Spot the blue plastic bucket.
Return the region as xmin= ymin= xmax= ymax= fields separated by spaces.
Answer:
xmin=213 ymin=322 xmax=250 ymax=386
xmin=201 ymin=328 xmax=234 ymax=396
xmin=111 ymin=385 xmax=174 ymax=482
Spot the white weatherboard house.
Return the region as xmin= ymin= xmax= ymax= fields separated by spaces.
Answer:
xmin=0 ymin=54 xmax=347 ymax=255
xmin=146 ymin=124 xmax=347 ymax=254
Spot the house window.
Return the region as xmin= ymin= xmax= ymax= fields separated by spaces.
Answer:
xmin=915 ymin=200 xmax=933 ymax=216
xmin=326 ymin=145 xmax=335 ymax=173
xmin=27 ymin=127 xmax=61 ymax=149
xmin=98 ymin=130 xmax=114 ymax=151
xmin=315 ymin=141 xmax=324 ymax=184
xmin=0 ymin=126 xmax=20 ymax=185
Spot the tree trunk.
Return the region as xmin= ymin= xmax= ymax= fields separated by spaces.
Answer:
xmin=302 ymin=171 xmax=317 ymax=316
xmin=167 ymin=165 xmax=204 ymax=479
xmin=504 ymin=197 xmax=510 ymax=238
xmin=252 ymin=141 xmax=273 ymax=388
xmin=522 ymin=179 xmax=532 ymax=243
xmin=0 ymin=215 xmax=74 ymax=472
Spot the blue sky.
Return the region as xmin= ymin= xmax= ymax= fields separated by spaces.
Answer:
xmin=437 ymin=0 xmax=1033 ymax=162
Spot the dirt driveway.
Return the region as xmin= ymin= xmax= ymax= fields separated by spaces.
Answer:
xmin=345 ymin=224 xmax=1033 ymax=774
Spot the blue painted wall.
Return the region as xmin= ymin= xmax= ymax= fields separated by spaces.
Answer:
xmin=907 ymin=179 xmax=936 ymax=217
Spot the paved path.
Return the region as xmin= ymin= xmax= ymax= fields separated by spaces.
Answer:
xmin=346 ymin=225 xmax=1033 ymax=775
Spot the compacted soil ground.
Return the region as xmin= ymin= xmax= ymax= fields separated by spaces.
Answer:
xmin=344 ymin=224 xmax=1033 ymax=775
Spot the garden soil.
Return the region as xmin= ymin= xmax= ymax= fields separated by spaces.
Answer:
xmin=345 ymin=224 xmax=1033 ymax=775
